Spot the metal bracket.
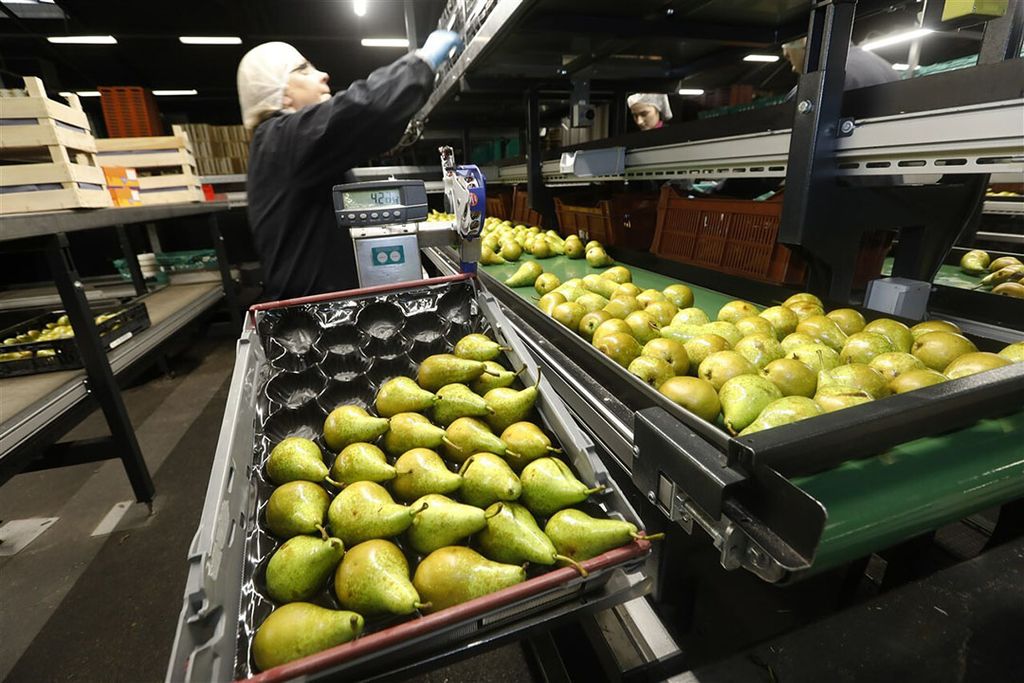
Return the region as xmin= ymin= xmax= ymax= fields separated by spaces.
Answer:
xmin=837 ymin=117 xmax=855 ymax=137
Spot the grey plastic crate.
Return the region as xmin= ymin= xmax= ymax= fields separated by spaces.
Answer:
xmin=166 ymin=276 xmax=650 ymax=682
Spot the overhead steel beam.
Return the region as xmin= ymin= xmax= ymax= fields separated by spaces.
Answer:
xmin=520 ymin=14 xmax=785 ymax=46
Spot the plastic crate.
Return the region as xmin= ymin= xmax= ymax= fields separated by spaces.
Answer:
xmin=511 ymin=186 xmax=543 ymax=227
xmin=652 ymin=185 xmax=891 ymax=286
xmin=485 ymin=189 xmax=512 ymax=220
xmin=554 ymin=194 xmax=658 ymax=250
xmin=99 ymin=86 xmax=163 ymax=138
xmin=0 ymin=301 xmax=151 ymax=378
xmin=114 ymin=249 xmax=218 ymax=282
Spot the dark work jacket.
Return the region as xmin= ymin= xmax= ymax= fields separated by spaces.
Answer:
xmin=247 ymin=53 xmax=434 ymax=301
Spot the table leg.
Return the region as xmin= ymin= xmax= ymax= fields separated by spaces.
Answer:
xmin=208 ymin=213 xmax=242 ymax=333
xmin=46 ymin=233 xmax=155 ymax=504
xmin=116 ymin=224 xmax=148 ymax=296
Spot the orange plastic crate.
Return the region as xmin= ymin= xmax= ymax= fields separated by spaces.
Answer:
xmin=511 ymin=186 xmax=543 ymax=226
xmin=555 ymin=194 xmax=659 ymax=250
xmin=99 ymin=87 xmax=163 ymax=138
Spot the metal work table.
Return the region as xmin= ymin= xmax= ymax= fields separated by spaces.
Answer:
xmin=0 ymin=200 xmax=238 ymax=504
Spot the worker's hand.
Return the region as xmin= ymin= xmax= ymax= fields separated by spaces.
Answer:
xmin=416 ymin=30 xmax=464 ymax=71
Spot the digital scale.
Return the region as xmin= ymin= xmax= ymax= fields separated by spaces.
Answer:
xmin=332 ymin=148 xmax=485 ymax=288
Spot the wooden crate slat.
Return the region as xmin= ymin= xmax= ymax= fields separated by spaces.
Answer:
xmin=1 ymin=120 xmax=98 ymax=153
xmin=95 ymin=149 xmax=195 ymax=169
xmin=0 ymin=186 xmax=112 ymax=213
xmin=0 ymin=160 xmax=105 ymax=187
xmin=0 ymin=77 xmax=92 ymax=132
xmin=135 ymin=187 xmax=205 ymax=205
xmin=137 ymin=172 xmax=201 ymax=190
xmin=94 ymin=133 xmax=192 ymax=153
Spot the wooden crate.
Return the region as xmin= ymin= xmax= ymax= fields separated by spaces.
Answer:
xmin=96 ymin=124 xmax=205 ymax=205
xmin=0 ymin=77 xmax=113 ymax=214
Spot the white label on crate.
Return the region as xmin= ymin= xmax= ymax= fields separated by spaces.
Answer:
xmin=109 ymin=331 xmax=133 ymax=349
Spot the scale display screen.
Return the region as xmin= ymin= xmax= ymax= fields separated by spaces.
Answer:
xmin=342 ymin=189 xmax=401 ymax=209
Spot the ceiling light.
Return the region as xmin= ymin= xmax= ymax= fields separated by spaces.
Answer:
xmin=678 ymin=88 xmax=705 ymax=96
xmin=179 ymin=36 xmax=241 ymax=45
xmin=743 ymin=54 xmax=780 ymax=62
xmin=862 ymin=28 xmax=933 ymax=51
xmin=57 ymin=90 xmax=101 ymax=97
xmin=353 ymin=0 xmax=367 ymax=16
xmin=47 ymin=35 xmax=117 ymax=45
xmin=361 ymin=38 xmax=409 ymax=48
xmin=153 ymin=89 xmax=198 ymax=96
xmin=892 ymin=63 xmax=910 ymax=71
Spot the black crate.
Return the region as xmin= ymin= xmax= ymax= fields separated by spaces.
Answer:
xmin=0 ymin=301 xmax=151 ymax=378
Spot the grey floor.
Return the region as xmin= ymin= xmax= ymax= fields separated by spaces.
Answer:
xmin=0 ymin=332 xmax=536 ymax=683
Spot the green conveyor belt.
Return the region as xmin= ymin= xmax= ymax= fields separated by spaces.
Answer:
xmin=881 ymin=257 xmax=983 ymax=290
xmin=479 ymin=253 xmax=1024 ymax=574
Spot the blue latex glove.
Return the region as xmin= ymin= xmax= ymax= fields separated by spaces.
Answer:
xmin=416 ymin=30 xmax=464 ymax=71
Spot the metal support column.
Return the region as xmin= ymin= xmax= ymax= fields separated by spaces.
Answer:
xmin=208 ymin=213 xmax=242 ymax=334
xmin=45 ymin=233 xmax=155 ymax=504
xmin=525 ymin=88 xmax=553 ymax=225
xmin=404 ymin=0 xmax=420 ymax=54
xmin=116 ymin=224 xmax=148 ymax=296
xmin=978 ymin=0 xmax=1024 ymax=63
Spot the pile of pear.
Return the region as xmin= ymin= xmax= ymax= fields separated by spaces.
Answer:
xmin=477 ymin=216 xmax=614 ymax=269
xmin=521 ymin=263 xmax=1023 ymax=436
xmin=960 ymin=250 xmax=1024 ymax=299
xmin=249 ymin=330 xmax=655 ymax=671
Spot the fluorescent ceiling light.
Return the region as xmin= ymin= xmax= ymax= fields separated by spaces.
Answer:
xmin=678 ymin=88 xmax=705 ymax=96
xmin=153 ymin=89 xmax=198 ymax=96
xmin=353 ymin=0 xmax=367 ymax=16
xmin=862 ymin=28 xmax=933 ymax=51
xmin=47 ymin=35 xmax=117 ymax=44
xmin=892 ymin=63 xmax=911 ymax=71
xmin=361 ymin=38 xmax=408 ymax=48
xmin=179 ymin=36 xmax=241 ymax=45
xmin=743 ymin=54 xmax=779 ymax=62
xmin=57 ymin=90 xmax=101 ymax=97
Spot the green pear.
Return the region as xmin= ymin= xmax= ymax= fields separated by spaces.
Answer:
xmin=642 ymin=338 xmax=690 ymax=375
xmin=564 ymin=237 xmax=585 ymax=259
xmin=323 ymin=405 xmax=390 ymax=452
xmin=787 ymin=300 xmax=826 ymax=321
xmin=786 ymin=343 xmax=841 ymax=373
xmin=531 ymin=239 xmax=553 ymax=259
xmin=453 ymin=333 xmax=505 ymax=362
xmin=601 ymin=266 xmax=631 ymax=283
xmin=760 ymin=358 xmax=818 ymax=397
xmin=413 ymin=546 xmax=526 ymax=613
xmin=863 ymin=318 xmax=914 ymax=353
xmin=869 ymin=352 xmax=925 ymax=382
xmin=733 ymin=333 xmax=784 ymax=370
xmin=759 ymin=306 xmax=798 ymax=339
xmin=443 ymin=416 xmax=508 ymax=463
xmin=382 ymin=412 xmax=446 ymax=456
xmin=417 ymin=354 xmax=490 ymax=392
xmin=672 ymin=307 xmax=710 ymax=327
xmin=519 ymin=457 xmax=603 ymax=517
xmin=500 ymin=240 xmax=522 ymax=261
xmin=577 ymin=292 xmax=610 ymax=314
xmin=586 ymin=247 xmax=613 ymax=267
xmin=960 ymin=249 xmax=990 ymax=274
xmin=718 ymin=374 xmax=783 ymax=434
xmin=701 ymin=321 xmax=742 ymax=347
xmin=265 ymin=481 xmax=330 ymax=539
xmin=783 ymin=292 xmax=824 ymax=309
xmin=734 ymin=315 xmax=776 ymax=339
xmin=500 ymin=421 xmax=562 ymax=471
xmin=477 ymin=502 xmax=585 ymax=572
xmin=780 ymin=332 xmax=818 ymax=354
xmin=545 ymin=509 xmax=656 ymax=562
xmin=405 ymin=494 xmax=488 ymax=554
xmin=553 ymin=283 xmax=586 ymax=301
xmin=479 ymin=245 xmax=506 ymax=265
xmin=484 ymin=375 xmax=540 ymax=433
xmin=628 ymin=355 xmax=675 ymax=388
xmin=912 ymin=332 xmax=977 ymax=371
xmin=534 ymin=273 xmax=561 ymax=295
xmin=659 ymin=323 xmax=704 ymax=344
xmin=738 ymin=396 xmax=822 ymax=436
xmin=392 ymin=448 xmax=461 ymax=501
xmin=432 ymin=383 xmax=493 ymax=427
xmin=635 ymin=289 xmax=666 ymax=308
xmin=827 ymin=308 xmax=867 ymax=336
xmin=582 ymin=274 xmax=619 ymax=298
xmin=470 ymin=361 xmax=518 ymax=394
xmin=717 ymin=300 xmax=760 ymax=323
xmin=592 ymin=319 xmax=633 ymax=343
xmin=993 ymin=282 xmax=1024 ymax=297
xmin=327 ymin=481 xmax=424 ymax=546
xmin=910 ymin=319 xmax=960 ymax=339
xmin=505 ymin=261 xmax=543 ymax=287
xmin=537 ymin=292 xmax=567 ymax=315
xmin=624 ymin=311 xmax=662 ymax=344
xmin=595 ymin=332 xmax=643 ymax=368
xmin=698 ymin=351 xmax=756 ymax=391
xmin=943 ymin=351 xmax=1011 ymax=379
xmin=890 ymin=368 xmax=948 ymax=394
xmin=552 ymin=302 xmax=586 ymax=330
xmin=458 ymin=453 xmax=522 ymax=508
xmin=375 ymin=377 xmax=436 ymax=418
xmin=796 ymin=315 xmax=848 ymax=351
xmin=814 ymin=385 xmax=874 ymax=413
xmin=840 ymin=332 xmax=896 ymax=365
xmin=252 ymin=603 xmax=363 ymax=672
xmin=998 ymin=342 xmax=1024 ymax=363
xmin=988 ymin=255 xmax=1022 ymax=272
xmin=683 ymin=334 xmax=731 ymax=371
xmin=658 ymin=376 xmax=721 ymax=421
xmin=817 ymin=364 xmax=890 ymax=399
xmin=266 ymin=531 xmax=345 ymax=603
xmin=333 ymin=539 xmax=425 ymax=615
xmin=579 ymin=311 xmax=613 ymax=341
xmin=662 ymin=284 xmax=694 ymax=309
xmin=329 ymin=442 xmax=394 ymax=485
xmin=267 ymin=437 xmax=328 ymax=485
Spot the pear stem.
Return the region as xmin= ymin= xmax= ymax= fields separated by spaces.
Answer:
xmin=555 ymin=554 xmax=589 ymax=577
xmin=414 ymin=601 xmax=432 ymax=611
xmin=585 ymin=485 xmax=606 ymax=496
xmin=548 ymin=446 xmax=563 ymax=454
xmin=316 ymin=524 xmax=329 ymax=541
xmin=442 ymin=436 xmax=463 ymax=455
xmin=458 ymin=457 xmax=475 ymax=475
xmin=325 ymin=477 xmax=345 ymax=489
xmin=632 ymin=532 xmax=665 ymax=542
xmin=411 ymin=502 xmax=429 ymax=516
xmin=485 ymin=503 xmax=504 ymax=519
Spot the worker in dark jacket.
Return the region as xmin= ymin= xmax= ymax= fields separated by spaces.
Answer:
xmin=237 ymin=32 xmax=462 ymax=300
xmin=782 ymin=37 xmax=900 ymax=95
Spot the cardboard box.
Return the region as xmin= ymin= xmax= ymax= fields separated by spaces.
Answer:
xmin=109 ymin=186 xmax=142 ymax=207
xmin=102 ymin=166 xmax=141 ymax=205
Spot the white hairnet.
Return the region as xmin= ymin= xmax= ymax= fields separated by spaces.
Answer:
xmin=627 ymin=93 xmax=673 ymax=121
xmin=237 ymin=42 xmax=307 ymax=130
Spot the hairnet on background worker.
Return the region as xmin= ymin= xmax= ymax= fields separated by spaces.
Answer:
xmin=238 ymin=31 xmax=462 ymax=301
xmin=627 ymin=93 xmax=673 ymax=131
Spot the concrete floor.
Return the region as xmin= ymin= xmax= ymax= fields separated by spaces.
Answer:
xmin=0 ymin=331 xmax=537 ymax=683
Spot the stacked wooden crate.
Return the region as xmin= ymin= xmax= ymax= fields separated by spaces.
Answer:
xmin=95 ymin=124 xmax=204 ymax=205
xmin=0 ymin=77 xmax=113 ymax=214
xmin=180 ymin=123 xmax=251 ymax=176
